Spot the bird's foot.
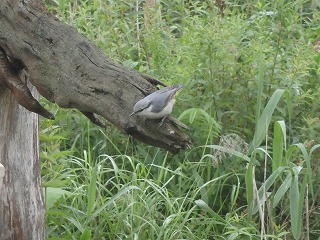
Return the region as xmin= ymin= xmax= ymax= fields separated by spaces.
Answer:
xmin=157 ymin=116 xmax=167 ymax=129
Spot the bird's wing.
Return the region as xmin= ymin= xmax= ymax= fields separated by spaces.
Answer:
xmin=131 ymin=99 xmax=151 ymax=115
xmin=145 ymin=85 xmax=183 ymax=113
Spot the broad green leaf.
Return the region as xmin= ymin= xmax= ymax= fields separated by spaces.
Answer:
xmin=245 ymin=162 xmax=254 ymax=214
xmin=310 ymin=144 xmax=320 ymax=156
xmin=292 ymin=143 xmax=313 ymax=197
xmin=290 ymin=166 xmax=302 ymax=239
xmin=272 ymin=120 xmax=286 ymax=171
xmin=87 ymin=165 xmax=97 ymax=216
xmin=122 ymin=59 xmax=139 ymax=69
xmin=192 ymin=169 xmax=208 ymax=203
xmin=80 ymin=229 xmax=91 ymax=240
xmin=250 ymin=89 xmax=286 ymax=153
xmin=66 ymin=217 xmax=84 ymax=232
xmin=179 ymin=108 xmax=221 ymax=130
xmin=44 ymin=187 xmax=73 ymax=209
xmin=272 ymin=173 xmax=291 ymax=208
xmin=252 ymin=166 xmax=287 ymax=214
xmin=42 ymin=179 xmax=69 ymax=188
xmin=254 ymin=53 xmax=265 ymax=126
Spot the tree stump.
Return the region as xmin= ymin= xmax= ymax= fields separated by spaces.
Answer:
xmin=0 ymin=85 xmax=45 ymax=240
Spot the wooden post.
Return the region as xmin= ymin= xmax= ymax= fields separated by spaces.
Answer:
xmin=0 ymin=163 xmax=4 ymax=190
xmin=0 ymin=85 xmax=45 ymax=240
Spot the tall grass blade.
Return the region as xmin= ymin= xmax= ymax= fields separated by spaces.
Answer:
xmin=87 ymin=165 xmax=97 ymax=216
xmin=290 ymin=166 xmax=302 ymax=239
xmin=252 ymin=166 xmax=286 ymax=214
xmin=245 ymin=161 xmax=254 ymax=214
xmin=272 ymin=172 xmax=291 ymax=208
xmin=250 ymin=89 xmax=286 ymax=153
xmin=272 ymin=120 xmax=286 ymax=171
xmin=289 ymin=143 xmax=314 ymax=197
xmin=204 ymin=145 xmax=250 ymax=162
xmin=194 ymin=199 xmax=225 ymax=223
xmin=80 ymin=229 xmax=91 ymax=240
xmin=89 ymin=185 xmax=140 ymax=220
xmin=254 ymin=53 xmax=265 ymax=127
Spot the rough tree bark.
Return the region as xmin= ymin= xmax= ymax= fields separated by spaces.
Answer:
xmin=0 ymin=0 xmax=191 ymax=239
xmin=0 ymin=85 xmax=44 ymax=240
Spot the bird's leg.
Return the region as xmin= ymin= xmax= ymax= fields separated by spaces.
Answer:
xmin=167 ymin=115 xmax=189 ymax=130
xmin=157 ymin=116 xmax=168 ymax=129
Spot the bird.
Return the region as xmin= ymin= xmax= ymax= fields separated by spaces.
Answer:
xmin=130 ymin=84 xmax=184 ymax=127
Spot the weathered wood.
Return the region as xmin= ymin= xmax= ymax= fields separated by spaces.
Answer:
xmin=0 ymin=163 xmax=4 ymax=190
xmin=0 ymin=0 xmax=191 ymax=153
xmin=0 ymin=47 xmax=55 ymax=120
xmin=0 ymin=85 xmax=45 ymax=240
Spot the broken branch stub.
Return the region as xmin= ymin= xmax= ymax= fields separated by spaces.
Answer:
xmin=0 ymin=47 xmax=54 ymax=119
xmin=0 ymin=0 xmax=191 ymax=153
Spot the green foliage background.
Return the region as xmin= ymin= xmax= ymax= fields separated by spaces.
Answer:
xmin=41 ymin=0 xmax=320 ymax=239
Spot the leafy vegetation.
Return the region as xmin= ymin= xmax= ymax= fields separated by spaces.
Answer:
xmin=42 ymin=0 xmax=320 ymax=239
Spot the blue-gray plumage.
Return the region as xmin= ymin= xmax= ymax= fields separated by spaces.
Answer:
xmin=130 ymin=84 xmax=184 ymax=124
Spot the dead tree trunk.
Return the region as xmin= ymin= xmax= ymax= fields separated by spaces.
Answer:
xmin=0 ymin=85 xmax=45 ymax=240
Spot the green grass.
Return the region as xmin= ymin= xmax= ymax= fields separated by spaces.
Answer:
xmin=41 ymin=0 xmax=320 ymax=239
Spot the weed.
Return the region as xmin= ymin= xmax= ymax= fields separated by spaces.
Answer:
xmin=42 ymin=0 xmax=320 ymax=239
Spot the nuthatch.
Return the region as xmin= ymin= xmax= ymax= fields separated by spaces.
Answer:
xmin=130 ymin=84 xmax=184 ymax=127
